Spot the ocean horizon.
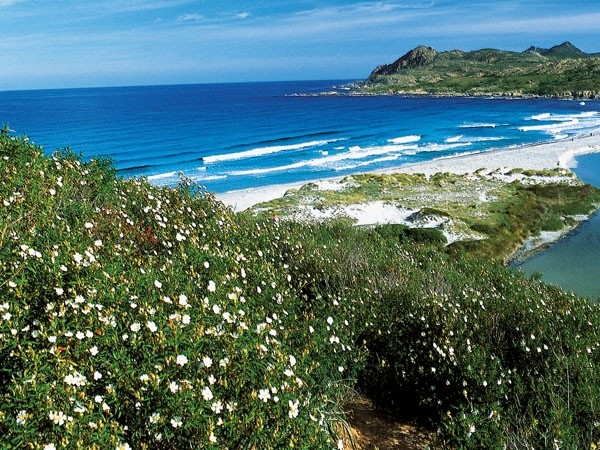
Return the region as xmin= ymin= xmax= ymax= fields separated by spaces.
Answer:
xmin=2 ymin=80 xmax=600 ymax=194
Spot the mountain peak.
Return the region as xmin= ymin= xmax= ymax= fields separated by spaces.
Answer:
xmin=524 ymin=42 xmax=587 ymax=58
xmin=370 ymin=46 xmax=437 ymax=77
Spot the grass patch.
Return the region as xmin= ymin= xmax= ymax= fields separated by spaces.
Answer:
xmin=252 ymin=171 xmax=600 ymax=262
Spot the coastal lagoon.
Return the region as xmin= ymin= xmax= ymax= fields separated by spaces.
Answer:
xmin=514 ymin=152 xmax=600 ymax=300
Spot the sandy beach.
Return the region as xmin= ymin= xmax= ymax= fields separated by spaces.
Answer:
xmin=217 ymin=133 xmax=600 ymax=212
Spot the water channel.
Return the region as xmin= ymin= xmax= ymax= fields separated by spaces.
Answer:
xmin=514 ymin=152 xmax=600 ymax=301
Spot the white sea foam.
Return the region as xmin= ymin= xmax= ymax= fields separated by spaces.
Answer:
xmin=459 ymin=122 xmax=499 ymax=129
xmin=520 ymin=111 xmax=600 ymax=135
xmin=402 ymin=142 xmax=472 ymax=155
xmin=202 ymin=139 xmax=340 ymax=163
xmin=226 ymin=143 xmax=417 ymax=176
xmin=148 ymin=171 xmax=227 ymax=185
xmin=147 ymin=171 xmax=178 ymax=181
xmin=445 ymin=135 xmax=463 ymax=143
xmin=387 ymin=135 xmax=421 ymax=144
xmin=191 ymin=175 xmax=228 ymax=182
xmin=332 ymin=155 xmax=403 ymax=171
xmin=470 ymin=136 xmax=506 ymax=142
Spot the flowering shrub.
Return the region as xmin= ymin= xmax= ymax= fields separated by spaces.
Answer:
xmin=356 ymin=244 xmax=600 ymax=448
xmin=1 ymin=132 xmax=599 ymax=449
xmin=278 ymin=221 xmax=600 ymax=448
xmin=0 ymin=135 xmax=360 ymax=449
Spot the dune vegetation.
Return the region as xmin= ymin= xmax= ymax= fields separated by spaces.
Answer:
xmin=1 ymin=132 xmax=600 ymax=449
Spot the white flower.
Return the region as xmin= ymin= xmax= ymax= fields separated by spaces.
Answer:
xmin=209 ymin=432 xmax=217 ymax=443
xmin=149 ymin=412 xmax=161 ymax=424
xmin=49 ymin=410 xmax=67 ymax=426
xmin=94 ymin=395 xmax=103 ymax=403
xmin=130 ymin=322 xmax=141 ymax=332
xmin=327 ymin=316 xmax=334 ymax=325
xmin=202 ymin=356 xmax=213 ymax=368
xmin=94 ymin=371 xmax=102 ymax=380
xmin=49 ymin=188 xmax=56 ymax=196
xmin=84 ymin=222 xmax=93 ymax=229
xmin=115 ymin=444 xmax=131 ymax=450
xmin=208 ymin=374 xmax=217 ymax=385
xmin=154 ymin=279 xmax=162 ymax=289
xmin=202 ymin=386 xmax=213 ymax=401
xmin=289 ymin=355 xmax=296 ymax=367
xmin=89 ymin=346 xmax=99 ymax=356
xmin=203 ymin=261 xmax=210 ymax=269
xmin=43 ymin=444 xmax=57 ymax=450
xmin=288 ymin=399 xmax=299 ymax=418
xmin=147 ymin=321 xmax=158 ymax=333
xmin=258 ymin=388 xmax=271 ymax=402
xmin=178 ymin=294 xmax=189 ymax=306
xmin=64 ymin=371 xmax=87 ymax=387
xmin=176 ymin=354 xmax=188 ymax=366
xmin=170 ymin=416 xmax=183 ymax=428
xmin=16 ymin=410 xmax=27 ymax=425
xmin=207 ymin=280 xmax=216 ymax=292
xmin=73 ymin=253 xmax=83 ymax=264
xmin=211 ymin=400 xmax=223 ymax=414
xmin=175 ymin=232 xmax=186 ymax=242
xmin=467 ymin=424 xmax=476 ymax=437
xmin=55 ymin=287 xmax=64 ymax=296
xmin=212 ymin=304 xmax=221 ymax=315
xmin=169 ymin=381 xmax=179 ymax=393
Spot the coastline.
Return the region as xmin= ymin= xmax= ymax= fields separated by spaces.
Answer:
xmin=217 ymin=133 xmax=600 ymax=212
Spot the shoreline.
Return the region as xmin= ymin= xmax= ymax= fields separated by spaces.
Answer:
xmin=217 ymin=133 xmax=600 ymax=212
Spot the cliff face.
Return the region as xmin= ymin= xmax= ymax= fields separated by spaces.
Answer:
xmin=363 ymin=42 xmax=600 ymax=98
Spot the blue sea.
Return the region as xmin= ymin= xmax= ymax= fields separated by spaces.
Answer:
xmin=2 ymin=81 xmax=600 ymax=194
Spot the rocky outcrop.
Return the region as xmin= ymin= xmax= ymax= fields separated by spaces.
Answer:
xmin=369 ymin=46 xmax=437 ymax=78
xmin=524 ymin=41 xmax=588 ymax=58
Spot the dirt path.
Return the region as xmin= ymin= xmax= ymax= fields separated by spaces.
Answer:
xmin=343 ymin=396 xmax=433 ymax=450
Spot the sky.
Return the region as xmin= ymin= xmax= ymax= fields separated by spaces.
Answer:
xmin=1 ymin=0 xmax=600 ymax=90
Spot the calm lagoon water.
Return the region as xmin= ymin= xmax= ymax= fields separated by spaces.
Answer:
xmin=514 ymin=152 xmax=600 ymax=300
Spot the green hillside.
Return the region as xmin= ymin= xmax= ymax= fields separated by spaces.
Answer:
xmin=359 ymin=42 xmax=600 ymax=98
xmin=1 ymin=132 xmax=600 ymax=448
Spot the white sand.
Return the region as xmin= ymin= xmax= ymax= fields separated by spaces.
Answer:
xmin=217 ymin=133 xmax=600 ymax=212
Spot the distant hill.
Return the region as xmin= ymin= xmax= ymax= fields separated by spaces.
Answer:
xmin=359 ymin=42 xmax=600 ymax=98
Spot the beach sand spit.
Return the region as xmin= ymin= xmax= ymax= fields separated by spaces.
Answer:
xmin=217 ymin=134 xmax=600 ymax=213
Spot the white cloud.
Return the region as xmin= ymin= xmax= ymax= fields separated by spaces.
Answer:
xmin=177 ymin=13 xmax=204 ymax=23
xmin=235 ymin=11 xmax=250 ymax=19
